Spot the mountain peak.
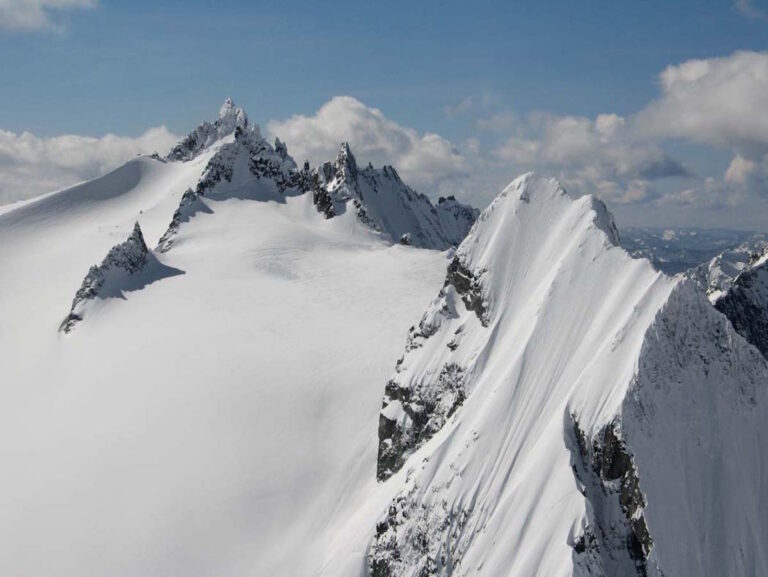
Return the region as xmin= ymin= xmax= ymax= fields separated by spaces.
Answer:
xmin=216 ymin=97 xmax=248 ymax=133
xmin=168 ymin=97 xmax=251 ymax=162
xmin=335 ymin=141 xmax=358 ymax=178
xmin=498 ymin=173 xmax=619 ymax=246
xmin=219 ymin=96 xmax=235 ymax=116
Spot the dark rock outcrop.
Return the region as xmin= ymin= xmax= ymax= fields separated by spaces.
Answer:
xmin=312 ymin=142 xmax=478 ymax=249
xmin=167 ymin=97 xmax=249 ymax=162
xmin=715 ymin=261 xmax=768 ymax=360
xmin=369 ymin=482 xmax=472 ymax=577
xmin=569 ymin=416 xmax=654 ymax=577
xmin=445 ymin=257 xmax=487 ymax=325
xmin=60 ymin=222 xmax=149 ymax=333
xmin=377 ymin=363 xmax=466 ymax=481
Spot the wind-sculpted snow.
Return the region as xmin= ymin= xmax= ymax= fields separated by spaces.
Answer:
xmin=314 ymin=143 xmax=477 ymax=250
xmin=367 ymin=173 xmax=768 ymax=577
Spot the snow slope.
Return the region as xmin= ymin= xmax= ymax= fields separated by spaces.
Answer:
xmin=1 ymin=98 xmax=766 ymax=577
xmin=366 ymin=174 xmax=768 ymax=577
xmin=0 ymin=106 xmax=451 ymax=577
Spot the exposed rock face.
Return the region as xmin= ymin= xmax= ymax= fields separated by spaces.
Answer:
xmin=158 ymin=122 xmax=311 ymax=252
xmin=169 ymin=105 xmax=478 ymax=252
xmin=377 ymin=362 xmax=466 ymax=481
xmin=60 ymin=222 xmax=149 ymax=332
xmin=444 ymin=256 xmax=487 ymax=325
xmin=369 ymin=478 xmax=473 ymax=577
xmin=157 ymin=188 xmax=209 ymax=253
xmin=569 ymin=417 xmax=654 ymax=577
xmin=167 ymin=97 xmax=250 ymax=162
xmin=713 ymin=258 xmax=768 ymax=360
xmin=312 ymin=143 xmax=477 ymax=249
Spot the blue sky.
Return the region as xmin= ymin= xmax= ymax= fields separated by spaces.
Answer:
xmin=1 ymin=0 xmax=767 ymax=229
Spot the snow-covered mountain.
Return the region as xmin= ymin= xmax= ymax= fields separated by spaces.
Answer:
xmin=367 ymin=174 xmax=768 ymax=577
xmin=313 ymin=142 xmax=478 ymax=249
xmin=167 ymin=97 xmax=249 ymax=161
xmin=686 ymin=244 xmax=768 ymax=361
xmin=1 ymin=102 xmax=767 ymax=577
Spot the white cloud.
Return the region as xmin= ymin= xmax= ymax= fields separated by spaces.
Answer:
xmin=267 ymin=96 xmax=467 ymax=195
xmin=634 ymin=51 xmax=768 ymax=152
xmin=0 ymin=126 xmax=178 ymax=203
xmin=490 ymin=111 xmax=690 ymax=204
xmin=0 ymin=0 xmax=96 ymax=31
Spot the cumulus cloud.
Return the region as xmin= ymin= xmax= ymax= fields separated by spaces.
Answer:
xmin=0 ymin=126 xmax=178 ymax=203
xmin=491 ymin=111 xmax=690 ymax=204
xmin=477 ymin=51 xmax=768 ymax=213
xmin=0 ymin=0 xmax=96 ymax=31
xmin=267 ymin=96 xmax=467 ymax=195
xmin=634 ymin=51 xmax=768 ymax=152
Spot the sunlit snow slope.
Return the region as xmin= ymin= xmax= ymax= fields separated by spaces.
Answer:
xmin=364 ymin=174 xmax=768 ymax=577
xmin=1 ymin=102 xmax=766 ymax=577
xmin=0 ymin=105 xmax=450 ymax=577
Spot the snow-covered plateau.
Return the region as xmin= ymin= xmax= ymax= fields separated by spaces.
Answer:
xmin=1 ymin=100 xmax=766 ymax=577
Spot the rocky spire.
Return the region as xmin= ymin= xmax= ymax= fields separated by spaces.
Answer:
xmin=216 ymin=97 xmax=249 ymax=136
xmin=274 ymin=137 xmax=288 ymax=160
xmin=60 ymin=222 xmax=150 ymax=333
xmin=167 ymin=97 xmax=252 ymax=162
xmin=335 ymin=141 xmax=358 ymax=181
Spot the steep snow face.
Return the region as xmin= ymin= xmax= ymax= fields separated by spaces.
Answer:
xmin=622 ymin=281 xmax=768 ymax=577
xmin=167 ymin=97 xmax=251 ymax=161
xmin=314 ymin=143 xmax=476 ymax=249
xmin=364 ymin=174 xmax=768 ymax=577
